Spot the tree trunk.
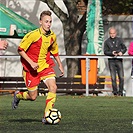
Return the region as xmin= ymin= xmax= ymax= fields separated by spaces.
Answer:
xmin=64 ymin=12 xmax=86 ymax=77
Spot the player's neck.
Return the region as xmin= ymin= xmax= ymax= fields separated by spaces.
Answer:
xmin=41 ymin=27 xmax=50 ymax=35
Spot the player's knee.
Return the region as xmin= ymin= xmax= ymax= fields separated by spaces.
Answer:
xmin=53 ymin=84 xmax=57 ymax=91
xmin=30 ymin=96 xmax=37 ymax=101
xmin=54 ymin=84 xmax=57 ymax=90
xmin=50 ymin=84 xmax=57 ymax=93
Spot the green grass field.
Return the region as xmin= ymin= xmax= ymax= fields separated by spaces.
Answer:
xmin=0 ymin=95 xmax=133 ymax=133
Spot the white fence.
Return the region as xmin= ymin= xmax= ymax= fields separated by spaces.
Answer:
xmin=0 ymin=55 xmax=133 ymax=96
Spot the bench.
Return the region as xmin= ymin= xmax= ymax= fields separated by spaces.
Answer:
xmin=0 ymin=76 xmax=106 ymax=95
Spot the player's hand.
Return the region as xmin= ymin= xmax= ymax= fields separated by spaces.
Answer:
xmin=59 ymin=72 xmax=64 ymax=77
xmin=30 ymin=62 xmax=39 ymax=70
xmin=59 ymin=65 xmax=64 ymax=77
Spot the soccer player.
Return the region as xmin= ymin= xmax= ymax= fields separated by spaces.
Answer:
xmin=12 ymin=10 xmax=64 ymax=123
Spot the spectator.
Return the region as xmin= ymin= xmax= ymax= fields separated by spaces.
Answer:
xmin=104 ymin=27 xmax=127 ymax=96
xmin=0 ymin=40 xmax=8 ymax=50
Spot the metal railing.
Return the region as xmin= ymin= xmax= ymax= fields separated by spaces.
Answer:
xmin=0 ymin=55 xmax=133 ymax=96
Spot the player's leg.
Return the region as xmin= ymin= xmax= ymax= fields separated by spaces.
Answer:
xmin=42 ymin=77 xmax=57 ymax=123
xmin=16 ymin=88 xmax=38 ymax=100
xmin=39 ymin=67 xmax=57 ymax=123
xmin=12 ymin=70 xmax=39 ymax=109
xmin=44 ymin=77 xmax=57 ymax=114
xmin=12 ymin=87 xmax=38 ymax=109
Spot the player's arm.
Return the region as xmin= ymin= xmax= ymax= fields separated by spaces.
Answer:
xmin=50 ymin=33 xmax=64 ymax=76
xmin=18 ymin=50 xmax=39 ymax=70
xmin=18 ymin=31 xmax=39 ymax=70
xmin=54 ymin=55 xmax=64 ymax=77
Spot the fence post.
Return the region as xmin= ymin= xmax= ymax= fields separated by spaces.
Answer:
xmin=86 ymin=57 xmax=89 ymax=96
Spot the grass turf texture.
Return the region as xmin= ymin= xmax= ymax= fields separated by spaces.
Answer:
xmin=0 ymin=95 xmax=133 ymax=133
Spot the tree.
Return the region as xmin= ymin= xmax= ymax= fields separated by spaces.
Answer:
xmin=102 ymin=0 xmax=133 ymax=15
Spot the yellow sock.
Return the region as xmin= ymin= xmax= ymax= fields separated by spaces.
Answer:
xmin=16 ymin=91 xmax=28 ymax=100
xmin=44 ymin=92 xmax=56 ymax=114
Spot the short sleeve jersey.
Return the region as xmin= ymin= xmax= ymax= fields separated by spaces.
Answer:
xmin=18 ymin=27 xmax=59 ymax=72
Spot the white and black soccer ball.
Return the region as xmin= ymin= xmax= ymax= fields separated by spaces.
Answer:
xmin=45 ymin=108 xmax=61 ymax=124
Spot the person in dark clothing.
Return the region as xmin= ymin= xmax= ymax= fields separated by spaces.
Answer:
xmin=104 ymin=27 xmax=127 ymax=96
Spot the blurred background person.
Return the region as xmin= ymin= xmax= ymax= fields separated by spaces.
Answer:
xmin=0 ymin=40 xmax=8 ymax=50
xmin=104 ymin=27 xmax=127 ymax=96
xmin=128 ymin=41 xmax=133 ymax=78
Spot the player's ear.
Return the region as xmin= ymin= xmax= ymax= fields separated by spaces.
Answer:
xmin=39 ymin=20 xmax=42 ymax=25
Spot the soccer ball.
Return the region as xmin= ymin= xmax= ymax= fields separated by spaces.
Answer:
xmin=45 ymin=108 xmax=61 ymax=124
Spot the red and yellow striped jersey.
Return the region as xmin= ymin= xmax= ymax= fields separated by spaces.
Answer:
xmin=18 ymin=27 xmax=59 ymax=72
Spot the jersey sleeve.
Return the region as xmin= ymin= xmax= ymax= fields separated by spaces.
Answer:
xmin=18 ymin=31 xmax=36 ymax=52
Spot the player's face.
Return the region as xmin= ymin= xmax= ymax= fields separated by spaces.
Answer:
xmin=40 ymin=15 xmax=52 ymax=33
xmin=109 ymin=29 xmax=117 ymax=38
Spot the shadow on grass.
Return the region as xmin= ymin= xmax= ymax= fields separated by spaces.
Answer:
xmin=9 ymin=118 xmax=41 ymax=123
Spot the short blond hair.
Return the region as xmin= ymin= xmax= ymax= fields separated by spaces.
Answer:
xmin=40 ymin=10 xmax=52 ymax=20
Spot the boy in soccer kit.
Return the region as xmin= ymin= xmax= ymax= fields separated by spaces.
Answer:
xmin=12 ymin=10 xmax=64 ymax=123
